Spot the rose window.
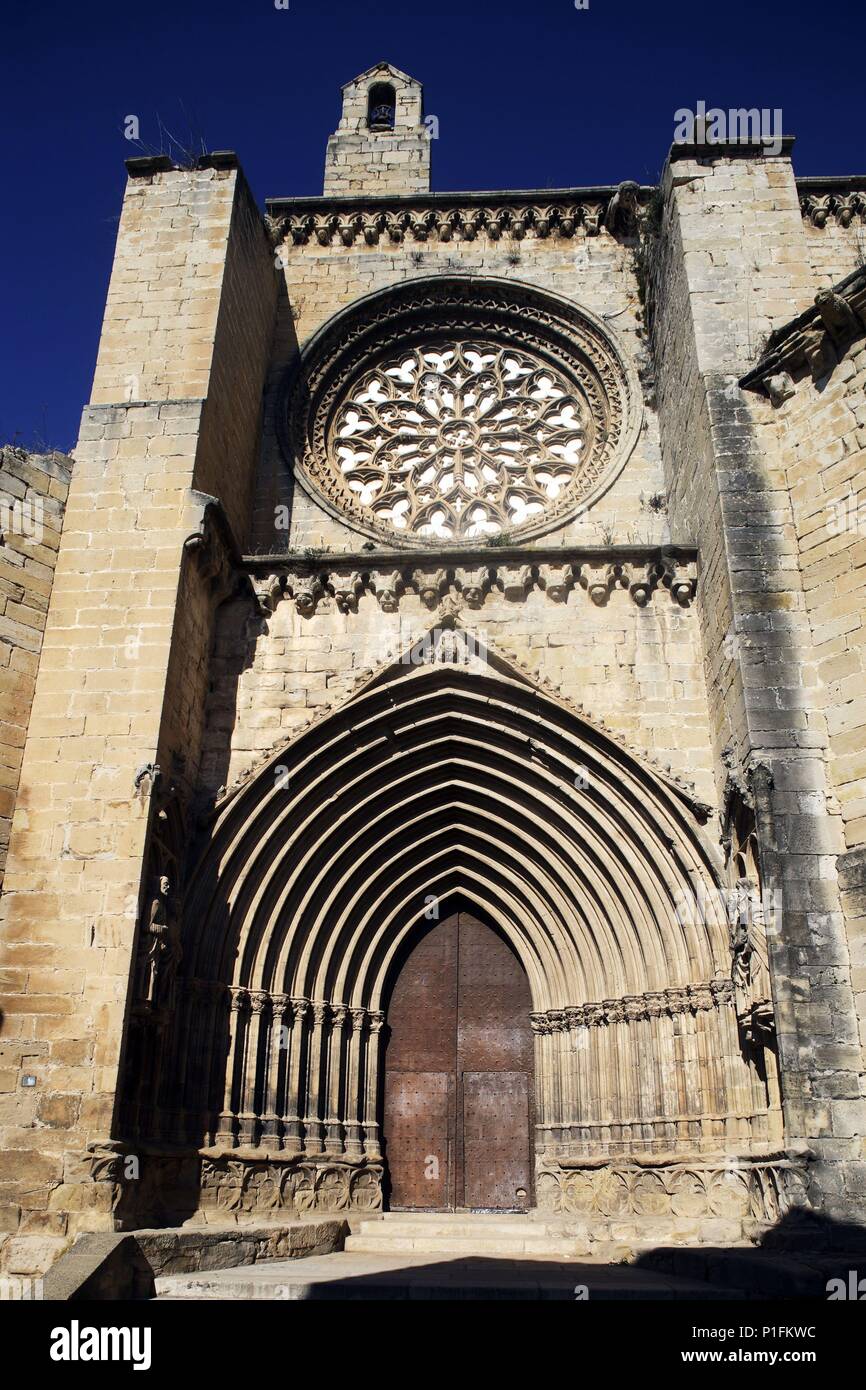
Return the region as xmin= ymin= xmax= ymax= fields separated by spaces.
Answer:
xmin=283 ymin=278 xmax=642 ymax=547
xmin=330 ymin=343 xmax=590 ymax=540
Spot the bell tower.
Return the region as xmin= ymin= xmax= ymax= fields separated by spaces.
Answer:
xmin=323 ymin=61 xmax=431 ymax=197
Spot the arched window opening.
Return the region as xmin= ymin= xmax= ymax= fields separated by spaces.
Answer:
xmin=368 ymin=83 xmax=396 ymax=130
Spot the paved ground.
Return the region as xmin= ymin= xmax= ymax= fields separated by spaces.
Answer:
xmin=156 ymin=1249 xmax=743 ymax=1300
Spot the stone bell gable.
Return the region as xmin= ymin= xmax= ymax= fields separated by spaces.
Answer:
xmin=323 ymin=61 xmax=430 ymax=198
xmin=1 ymin=65 xmax=866 ymax=1275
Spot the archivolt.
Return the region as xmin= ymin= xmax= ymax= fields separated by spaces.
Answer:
xmin=182 ymin=646 xmax=727 ymax=1013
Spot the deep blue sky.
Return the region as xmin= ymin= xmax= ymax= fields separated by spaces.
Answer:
xmin=3 ymin=0 xmax=864 ymax=454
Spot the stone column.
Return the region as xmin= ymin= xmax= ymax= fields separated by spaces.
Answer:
xmin=303 ymin=1003 xmax=328 ymax=1154
xmin=324 ymin=1005 xmax=347 ymax=1154
xmin=260 ymin=994 xmax=289 ymax=1150
xmin=344 ymin=1008 xmax=367 ymax=1159
xmin=237 ymin=991 xmax=268 ymax=1144
xmin=362 ymin=1012 xmax=385 ymax=1158
xmin=283 ymin=1000 xmax=309 ymax=1155
xmin=216 ymin=989 xmax=249 ymax=1147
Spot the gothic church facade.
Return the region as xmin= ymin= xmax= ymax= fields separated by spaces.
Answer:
xmin=2 ymin=63 xmax=866 ymax=1273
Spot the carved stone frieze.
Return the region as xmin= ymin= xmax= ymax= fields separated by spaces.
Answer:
xmin=533 ymin=980 xmax=734 ymax=1032
xmin=536 ymin=1157 xmax=812 ymax=1223
xmin=265 ymin=190 xmax=653 ymax=250
xmin=199 ymin=1153 xmax=384 ymax=1219
xmin=257 ymin=557 xmax=697 ymax=617
xmin=798 ymin=186 xmax=866 ymax=228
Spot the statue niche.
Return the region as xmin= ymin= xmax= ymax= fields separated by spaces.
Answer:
xmin=136 ymin=872 xmax=183 ymax=1018
xmin=721 ymin=756 xmax=776 ymax=1049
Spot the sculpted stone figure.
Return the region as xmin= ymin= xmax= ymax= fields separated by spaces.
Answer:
xmin=138 ymin=874 xmax=182 ymax=1015
xmin=605 ymin=180 xmax=640 ymax=236
xmin=814 ymin=287 xmax=859 ymax=343
xmin=729 ymin=876 xmax=774 ymax=1045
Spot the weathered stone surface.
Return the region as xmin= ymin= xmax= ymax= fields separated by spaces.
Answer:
xmin=2 ymin=63 xmax=866 ymax=1279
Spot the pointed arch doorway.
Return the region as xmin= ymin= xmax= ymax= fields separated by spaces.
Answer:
xmin=382 ymin=907 xmax=534 ymax=1211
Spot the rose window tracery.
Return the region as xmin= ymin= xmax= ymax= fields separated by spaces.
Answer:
xmin=282 ymin=278 xmax=642 ymax=547
xmin=331 ymin=343 xmax=590 ymax=540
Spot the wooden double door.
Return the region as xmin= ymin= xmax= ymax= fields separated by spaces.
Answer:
xmin=383 ymin=910 xmax=534 ymax=1211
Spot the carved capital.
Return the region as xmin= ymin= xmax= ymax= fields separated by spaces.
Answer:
xmin=290 ymin=998 xmax=310 ymax=1024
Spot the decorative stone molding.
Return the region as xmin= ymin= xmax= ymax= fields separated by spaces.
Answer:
xmin=253 ymin=573 xmax=284 ymax=615
xmin=413 ymin=567 xmax=448 ymax=608
xmin=372 ymin=568 xmax=404 ymax=611
xmin=265 ymin=186 xmax=654 ymax=250
xmin=331 ymin=570 xmax=363 ymax=613
xmin=579 ymin=561 xmax=624 ymax=606
xmin=199 ymin=1154 xmax=384 ymax=1218
xmin=243 ymin=550 xmax=699 ymax=619
xmin=530 ymin=980 xmax=733 ymax=1032
xmin=460 ymin=565 xmax=492 ymax=607
xmin=288 ymin=572 xmax=325 ymax=614
xmin=797 ymin=180 xmax=866 ymax=228
xmin=543 ymin=563 xmax=573 ymax=602
xmin=535 ymin=1156 xmax=811 ymax=1222
xmin=498 ymin=563 xmax=533 ymax=601
xmin=279 ymin=276 xmax=644 ymax=546
xmin=740 ymin=265 xmax=866 ymax=396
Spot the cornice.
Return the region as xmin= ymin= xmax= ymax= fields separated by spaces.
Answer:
xmin=241 ymin=546 xmax=699 ymax=618
xmin=796 ymin=176 xmax=866 ymax=227
xmin=668 ymin=136 xmax=796 ymax=162
xmin=243 ymin=541 xmax=696 ymax=572
xmin=264 ymin=184 xmax=655 ymax=248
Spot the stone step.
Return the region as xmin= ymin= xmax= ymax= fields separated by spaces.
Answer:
xmin=344 ymin=1234 xmax=587 ymax=1256
xmin=154 ymin=1251 xmax=744 ymax=1301
xmin=355 ymin=1217 xmax=542 ymax=1239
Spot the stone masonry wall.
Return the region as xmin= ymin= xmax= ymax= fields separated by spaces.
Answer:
xmin=748 ymin=326 xmax=866 ymax=1092
xmin=254 ymin=226 xmax=664 ymax=556
xmin=0 ymin=448 xmax=73 ymax=891
xmin=0 ymin=158 xmax=276 ymax=1274
xmin=652 ymin=146 xmax=866 ymax=1221
xmin=764 ymin=334 xmax=866 ymax=854
xmin=803 ymin=218 xmax=866 ymax=288
xmin=199 ymin=573 xmax=715 ymax=815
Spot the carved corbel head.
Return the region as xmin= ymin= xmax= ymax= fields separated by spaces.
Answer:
xmin=497 ymin=563 xmax=532 ymax=602
xmin=459 ymin=566 xmax=490 ymax=609
xmin=253 ymin=573 xmax=284 ymax=616
xmin=373 ymin=569 xmax=404 ymax=612
xmin=580 ymin=562 xmax=620 ymax=607
xmin=291 ymin=573 xmax=324 ymax=616
xmin=629 ymin=562 xmax=661 ymax=607
xmin=544 ymin=563 xmax=573 ymax=602
xmin=413 ymin=568 xmax=448 ymax=608
xmin=332 ymin=571 xmax=363 ymax=613
xmin=764 ymin=372 xmax=796 ymax=408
